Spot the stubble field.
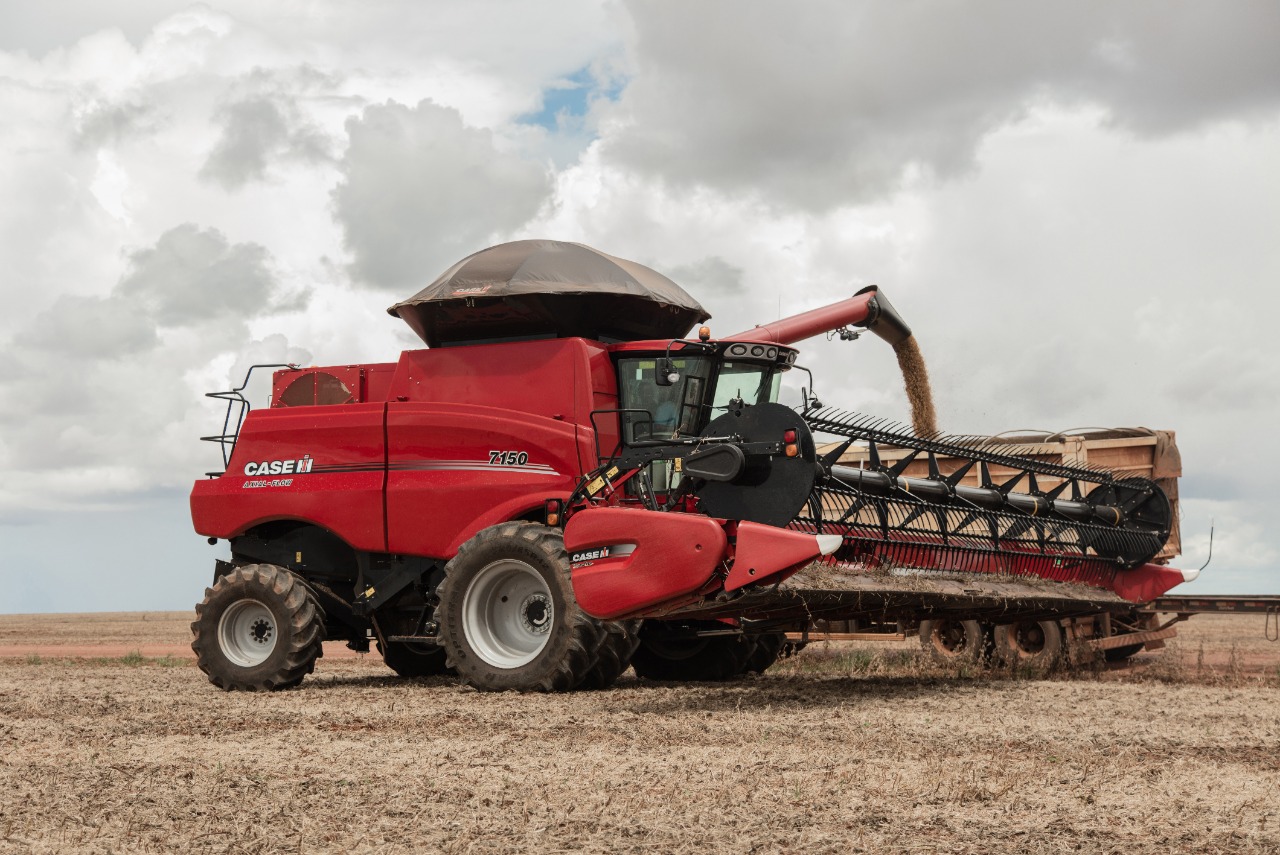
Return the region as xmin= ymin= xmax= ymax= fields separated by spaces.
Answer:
xmin=2 ymin=612 xmax=1280 ymax=853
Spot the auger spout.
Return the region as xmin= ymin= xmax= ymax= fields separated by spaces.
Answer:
xmin=724 ymin=285 xmax=910 ymax=347
xmin=725 ymin=285 xmax=937 ymax=436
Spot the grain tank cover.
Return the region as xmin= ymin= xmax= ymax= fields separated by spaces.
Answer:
xmin=387 ymin=240 xmax=710 ymax=347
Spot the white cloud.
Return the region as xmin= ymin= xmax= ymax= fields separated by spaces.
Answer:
xmin=332 ymin=99 xmax=553 ymax=290
xmin=604 ymin=1 xmax=1280 ymax=209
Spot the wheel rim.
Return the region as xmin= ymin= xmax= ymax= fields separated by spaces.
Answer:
xmin=933 ymin=621 xmax=969 ymax=656
xmin=1012 ymin=621 xmax=1046 ymax=655
xmin=217 ymin=599 xmax=278 ymax=667
xmin=461 ymin=559 xmax=554 ymax=669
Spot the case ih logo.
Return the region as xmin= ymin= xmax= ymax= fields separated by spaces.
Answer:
xmin=451 ymin=285 xmax=492 ymax=295
xmin=570 ymin=545 xmax=633 ymax=565
xmin=244 ymin=455 xmax=314 ymax=477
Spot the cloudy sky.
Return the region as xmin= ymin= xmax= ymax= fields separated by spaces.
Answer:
xmin=2 ymin=1 xmax=1278 ymax=613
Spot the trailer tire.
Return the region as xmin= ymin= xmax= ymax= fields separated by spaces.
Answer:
xmin=378 ymin=640 xmax=452 ymax=678
xmin=1103 ymin=640 xmax=1145 ymax=662
xmin=191 ymin=563 xmax=324 ymax=691
xmin=577 ymin=620 xmax=642 ymax=690
xmin=742 ymin=632 xmax=787 ymax=674
xmin=992 ymin=619 xmax=1062 ymax=673
xmin=631 ymin=621 xmax=755 ymax=682
xmin=437 ymin=522 xmax=605 ymax=692
xmin=918 ymin=619 xmax=986 ymax=665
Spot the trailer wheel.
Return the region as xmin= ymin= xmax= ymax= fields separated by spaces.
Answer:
xmin=742 ymin=632 xmax=787 ymax=674
xmin=191 ymin=563 xmax=325 ymax=691
xmin=918 ymin=619 xmax=986 ymax=665
xmin=631 ymin=621 xmax=755 ymax=682
xmin=577 ymin=620 xmax=642 ymax=690
xmin=437 ymin=522 xmax=605 ymax=692
xmin=1103 ymin=640 xmax=1145 ymax=662
xmin=378 ymin=640 xmax=452 ymax=678
xmin=992 ymin=620 xmax=1062 ymax=673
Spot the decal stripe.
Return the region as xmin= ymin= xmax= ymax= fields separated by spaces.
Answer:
xmin=301 ymin=460 xmax=563 ymax=477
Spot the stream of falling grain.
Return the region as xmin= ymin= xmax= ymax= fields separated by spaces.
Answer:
xmin=893 ymin=336 xmax=938 ymax=437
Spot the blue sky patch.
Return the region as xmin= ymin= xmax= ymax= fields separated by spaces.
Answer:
xmin=520 ymin=65 xmax=622 ymax=131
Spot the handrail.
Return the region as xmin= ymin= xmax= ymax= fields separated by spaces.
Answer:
xmin=200 ymin=363 xmax=296 ymax=475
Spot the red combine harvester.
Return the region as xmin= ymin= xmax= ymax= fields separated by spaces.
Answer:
xmin=190 ymin=240 xmax=1194 ymax=691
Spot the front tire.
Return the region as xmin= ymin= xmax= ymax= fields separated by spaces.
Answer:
xmin=437 ymin=522 xmax=605 ymax=692
xmin=191 ymin=563 xmax=324 ymax=691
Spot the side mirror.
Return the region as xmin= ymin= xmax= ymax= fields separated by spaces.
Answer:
xmin=797 ymin=365 xmax=821 ymax=410
xmin=656 ymin=358 xmax=680 ymax=387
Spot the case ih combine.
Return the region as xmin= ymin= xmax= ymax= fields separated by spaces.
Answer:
xmin=190 ymin=239 xmax=1198 ymax=691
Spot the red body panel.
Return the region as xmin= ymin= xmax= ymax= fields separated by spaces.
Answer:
xmin=725 ymin=521 xmax=829 ymax=592
xmin=564 ymin=508 xmax=728 ymax=620
xmin=385 ymin=403 xmax=580 ymax=556
xmin=190 ymin=403 xmax=387 ymax=552
xmin=191 ymin=337 xmax=618 ymax=561
xmin=1109 ymin=563 xmax=1192 ymax=603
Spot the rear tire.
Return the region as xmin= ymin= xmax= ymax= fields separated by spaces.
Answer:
xmin=378 ymin=640 xmax=452 ymax=678
xmin=631 ymin=621 xmax=755 ymax=682
xmin=437 ymin=522 xmax=605 ymax=692
xmin=918 ymin=619 xmax=986 ymax=665
xmin=992 ymin=619 xmax=1063 ymax=674
xmin=191 ymin=563 xmax=324 ymax=691
xmin=1104 ymin=641 xmax=1145 ymax=662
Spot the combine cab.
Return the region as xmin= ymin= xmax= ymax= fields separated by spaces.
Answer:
xmin=189 ymin=239 xmax=1193 ymax=691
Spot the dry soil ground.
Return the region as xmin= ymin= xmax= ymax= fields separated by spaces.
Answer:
xmin=2 ymin=612 xmax=1280 ymax=854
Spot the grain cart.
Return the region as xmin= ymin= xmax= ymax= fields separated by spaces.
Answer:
xmin=190 ymin=240 xmax=1189 ymax=691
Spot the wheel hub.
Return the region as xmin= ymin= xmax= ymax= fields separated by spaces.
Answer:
xmin=937 ymin=621 xmax=968 ymax=653
xmin=461 ymin=559 xmax=555 ymax=669
xmin=217 ymin=599 xmax=279 ymax=668
xmin=1015 ymin=622 xmax=1046 ymax=654
xmin=520 ymin=593 xmax=551 ymax=634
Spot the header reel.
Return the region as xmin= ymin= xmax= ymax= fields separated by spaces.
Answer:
xmin=571 ymin=402 xmax=1173 ymax=593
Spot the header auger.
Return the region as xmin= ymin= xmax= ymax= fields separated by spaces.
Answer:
xmin=189 ymin=239 xmax=1190 ymax=693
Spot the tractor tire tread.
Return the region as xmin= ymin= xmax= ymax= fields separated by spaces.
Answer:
xmin=577 ymin=620 xmax=642 ymax=690
xmin=191 ymin=563 xmax=325 ymax=692
xmin=438 ymin=522 xmax=606 ymax=692
xmin=742 ymin=632 xmax=787 ymax=674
